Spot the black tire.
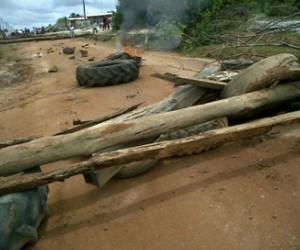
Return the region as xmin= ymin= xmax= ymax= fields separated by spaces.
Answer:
xmin=115 ymin=159 xmax=159 ymax=179
xmin=0 ymin=167 xmax=48 ymax=250
xmin=76 ymin=59 xmax=139 ymax=87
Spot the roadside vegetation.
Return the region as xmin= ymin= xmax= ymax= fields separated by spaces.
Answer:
xmin=112 ymin=0 xmax=300 ymax=61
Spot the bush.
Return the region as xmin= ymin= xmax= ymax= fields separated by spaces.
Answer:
xmin=150 ymin=21 xmax=183 ymax=50
xmin=266 ymin=4 xmax=298 ymax=16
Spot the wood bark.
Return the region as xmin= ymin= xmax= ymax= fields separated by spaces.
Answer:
xmin=220 ymin=53 xmax=300 ymax=98
xmin=152 ymin=72 xmax=226 ymax=90
xmin=0 ymin=110 xmax=300 ymax=195
xmin=0 ymin=33 xmax=89 ymax=44
xmin=56 ymin=103 xmax=142 ymax=135
xmin=0 ymin=103 xmax=142 ymax=147
xmin=0 ymin=81 xmax=300 ymax=176
xmin=87 ymin=64 xmax=221 ymax=185
xmin=0 ymin=136 xmax=40 ymax=149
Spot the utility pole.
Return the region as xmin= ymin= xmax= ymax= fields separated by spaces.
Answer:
xmin=82 ymin=0 xmax=87 ymax=29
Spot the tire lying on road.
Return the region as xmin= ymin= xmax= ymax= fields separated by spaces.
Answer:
xmin=0 ymin=166 xmax=48 ymax=250
xmin=76 ymin=59 xmax=140 ymax=87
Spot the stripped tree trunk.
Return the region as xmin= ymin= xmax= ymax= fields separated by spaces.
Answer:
xmin=0 ymin=81 xmax=300 ymax=176
xmin=85 ymin=64 xmax=222 ymax=185
xmin=0 ymin=110 xmax=300 ymax=195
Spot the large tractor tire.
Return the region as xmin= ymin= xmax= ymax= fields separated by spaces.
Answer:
xmin=115 ymin=117 xmax=228 ymax=178
xmin=0 ymin=167 xmax=48 ymax=250
xmin=76 ymin=59 xmax=139 ymax=87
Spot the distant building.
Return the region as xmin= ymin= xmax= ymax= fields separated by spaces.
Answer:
xmin=68 ymin=12 xmax=112 ymax=28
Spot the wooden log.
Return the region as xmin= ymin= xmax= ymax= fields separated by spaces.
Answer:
xmin=0 ymin=81 xmax=300 ymax=176
xmin=0 ymin=33 xmax=89 ymax=44
xmin=221 ymin=59 xmax=254 ymax=70
xmin=87 ymin=64 xmax=221 ymax=185
xmin=0 ymin=136 xmax=40 ymax=149
xmin=0 ymin=103 xmax=142 ymax=147
xmin=152 ymin=72 xmax=226 ymax=90
xmin=56 ymin=103 xmax=142 ymax=135
xmin=220 ymin=53 xmax=300 ymax=98
xmin=1 ymin=110 xmax=300 ymax=195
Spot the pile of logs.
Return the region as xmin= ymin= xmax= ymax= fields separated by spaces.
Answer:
xmin=1 ymin=53 xmax=300 ymax=195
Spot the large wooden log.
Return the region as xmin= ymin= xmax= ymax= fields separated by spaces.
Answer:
xmin=220 ymin=53 xmax=300 ymax=98
xmin=56 ymin=102 xmax=142 ymax=135
xmin=1 ymin=110 xmax=300 ymax=195
xmin=152 ymin=72 xmax=226 ymax=90
xmin=86 ymin=64 xmax=221 ymax=185
xmin=0 ymin=103 xmax=142 ymax=148
xmin=0 ymin=81 xmax=300 ymax=176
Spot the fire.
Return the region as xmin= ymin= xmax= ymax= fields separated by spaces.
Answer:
xmin=123 ymin=42 xmax=143 ymax=57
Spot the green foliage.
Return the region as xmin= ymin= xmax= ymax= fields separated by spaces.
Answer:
xmin=151 ymin=20 xmax=184 ymax=50
xmin=181 ymin=0 xmax=237 ymax=47
xmin=112 ymin=7 xmax=122 ymax=31
xmin=56 ymin=17 xmax=68 ymax=26
xmin=69 ymin=13 xmax=82 ymax=18
xmin=113 ymin=0 xmax=299 ymax=56
xmin=266 ymin=4 xmax=298 ymax=16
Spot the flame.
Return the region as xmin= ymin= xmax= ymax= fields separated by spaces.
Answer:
xmin=123 ymin=42 xmax=143 ymax=57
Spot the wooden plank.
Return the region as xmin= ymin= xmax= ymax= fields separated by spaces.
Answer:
xmin=0 ymin=110 xmax=300 ymax=195
xmin=0 ymin=81 xmax=300 ymax=176
xmin=152 ymin=72 xmax=226 ymax=90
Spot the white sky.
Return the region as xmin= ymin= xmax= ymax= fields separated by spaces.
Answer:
xmin=0 ymin=0 xmax=117 ymax=30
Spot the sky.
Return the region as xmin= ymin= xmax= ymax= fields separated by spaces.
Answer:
xmin=0 ymin=0 xmax=117 ymax=30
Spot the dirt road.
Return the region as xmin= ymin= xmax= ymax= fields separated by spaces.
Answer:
xmin=0 ymin=37 xmax=299 ymax=250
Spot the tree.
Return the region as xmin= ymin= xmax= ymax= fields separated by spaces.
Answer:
xmin=56 ymin=17 xmax=68 ymax=29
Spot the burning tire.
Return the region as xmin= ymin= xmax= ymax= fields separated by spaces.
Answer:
xmin=76 ymin=59 xmax=140 ymax=87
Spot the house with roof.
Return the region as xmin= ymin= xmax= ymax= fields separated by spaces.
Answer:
xmin=68 ymin=12 xmax=112 ymax=28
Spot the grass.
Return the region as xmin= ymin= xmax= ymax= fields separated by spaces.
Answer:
xmin=179 ymin=31 xmax=300 ymax=61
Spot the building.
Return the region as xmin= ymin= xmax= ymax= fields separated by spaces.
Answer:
xmin=68 ymin=12 xmax=112 ymax=28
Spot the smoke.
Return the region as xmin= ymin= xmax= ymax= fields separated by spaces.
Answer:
xmin=118 ymin=0 xmax=189 ymax=50
xmin=117 ymin=0 xmax=211 ymax=51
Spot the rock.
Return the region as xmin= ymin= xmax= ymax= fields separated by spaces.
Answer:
xmin=80 ymin=49 xmax=88 ymax=57
xmin=32 ymin=52 xmax=43 ymax=58
xmin=48 ymin=66 xmax=58 ymax=73
xmin=69 ymin=55 xmax=75 ymax=60
xmin=88 ymin=57 xmax=95 ymax=61
xmin=63 ymin=47 xmax=75 ymax=55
